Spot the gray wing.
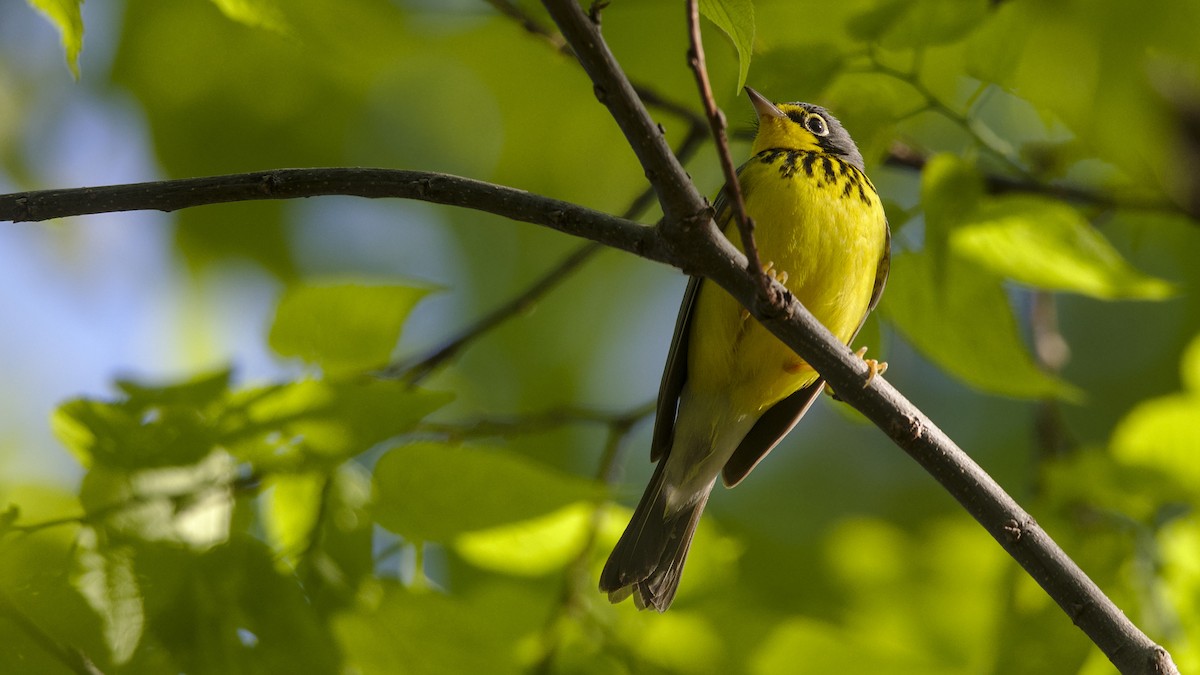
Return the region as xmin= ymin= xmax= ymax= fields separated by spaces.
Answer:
xmin=721 ymin=220 xmax=892 ymax=487
xmin=650 ymin=275 xmax=701 ymax=462
xmin=651 ymin=176 xmax=741 ymax=463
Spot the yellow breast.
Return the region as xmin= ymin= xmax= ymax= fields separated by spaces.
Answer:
xmin=686 ymin=149 xmax=888 ymax=416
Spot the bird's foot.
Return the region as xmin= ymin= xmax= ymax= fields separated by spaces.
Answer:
xmin=826 ymin=347 xmax=887 ymax=401
xmin=855 ymin=346 xmax=887 ymax=385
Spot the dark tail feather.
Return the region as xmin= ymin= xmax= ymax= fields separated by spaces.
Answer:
xmin=599 ymin=461 xmax=712 ymax=612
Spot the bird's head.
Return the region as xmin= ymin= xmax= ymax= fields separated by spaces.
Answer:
xmin=745 ymin=87 xmax=865 ymax=171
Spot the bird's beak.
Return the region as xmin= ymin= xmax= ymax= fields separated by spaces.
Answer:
xmin=745 ymin=86 xmax=785 ymax=120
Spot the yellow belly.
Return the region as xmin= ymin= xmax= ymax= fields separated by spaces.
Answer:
xmin=686 ymin=151 xmax=888 ymax=418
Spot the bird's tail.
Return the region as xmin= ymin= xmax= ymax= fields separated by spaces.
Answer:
xmin=599 ymin=460 xmax=713 ymax=612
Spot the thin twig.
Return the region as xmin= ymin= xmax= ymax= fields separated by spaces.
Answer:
xmin=684 ymin=0 xmax=768 ymax=297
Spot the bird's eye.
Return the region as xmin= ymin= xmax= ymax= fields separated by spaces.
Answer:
xmin=805 ymin=115 xmax=829 ymax=136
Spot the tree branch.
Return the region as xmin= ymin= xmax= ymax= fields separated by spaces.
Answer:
xmin=0 ymin=168 xmax=666 ymax=261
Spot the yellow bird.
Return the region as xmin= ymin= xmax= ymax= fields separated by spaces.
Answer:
xmin=599 ymin=87 xmax=891 ymax=611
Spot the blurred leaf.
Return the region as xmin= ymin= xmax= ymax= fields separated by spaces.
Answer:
xmin=78 ymin=451 xmax=235 ymax=548
xmin=454 ymin=501 xmax=593 ymax=576
xmin=270 ymin=281 xmax=430 ymax=375
xmin=225 ymin=379 xmax=453 ymax=468
xmin=26 ymin=0 xmax=83 ymax=77
xmin=952 ymin=196 xmax=1175 ymax=299
xmin=296 ymin=464 xmax=376 ymax=611
xmin=210 ymin=0 xmax=289 ymax=32
xmin=750 ymin=46 xmax=846 ymax=101
xmin=115 ymin=370 xmax=232 ymax=409
xmin=964 ymin=0 xmax=1025 ymax=84
xmin=334 ymin=583 xmax=528 ymax=675
xmin=52 ymin=398 xmax=218 ymax=470
xmin=881 ymin=249 xmax=1080 ymax=400
xmin=848 ymin=0 xmax=987 ymax=48
xmin=264 ymin=472 xmax=326 ymax=564
xmin=700 ymin=0 xmax=755 ymax=91
xmin=618 ymin=611 xmax=724 ymax=673
xmin=0 ymin=516 xmax=110 ymax=673
xmin=52 ymin=370 xmax=233 ymax=470
xmin=1111 ymin=333 xmax=1200 ymax=488
xmin=72 ymin=531 xmax=144 ymax=665
xmin=1182 ymin=330 xmax=1200 ymax=392
xmin=845 ymin=0 xmax=909 ymax=42
xmin=752 ymin=616 xmax=956 ymax=675
xmin=140 ymin=536 xmax=340 ymax=674
xmin=921 ymin=153 xmax=984 ymax=258
xmin=373 ymin=442 xmax=599 ymax=542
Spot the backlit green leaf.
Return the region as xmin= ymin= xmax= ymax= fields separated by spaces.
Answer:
xmin=880 ymin=250 xmax=1079 ymax=400
xmin=1112 ymin=333 xmax=1200 ymax=488
xmin=26 ymin=0 xmax=84 ymax=77
xmin=453 ymin=501 xmax=593 ymax=576
xmin=72 ymin=532 xmax=144 ymax=665
xmin=700 ymin=0 xmax=755 ymax=91
xmin=334 ymin=583 xmax=528 ymax=675
xmin=269 ymin=281 xmax=430 ymax=375
xmin=264 ymin=472 xmax=326 ymax=564
xmin=951 ymin=196 xmax=1175 ymax=299
xmin=225 ymin=379 xmax=453 ymax=468
xmin=848 ymin=0 xmax=988 ymax=49
xmin=209 ymin=0 xmax=289 ymax=33
xmin=373 ymin=442 xmax=599 ymax=542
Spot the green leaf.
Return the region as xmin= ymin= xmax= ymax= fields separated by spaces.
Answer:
xmin=453 ymin=501 xmax=593 ymax=576
xmin=52 ymin=399 xmax=218 ymax=470
xmin=334 ymin=583 xmax=527 ymax=675
xmin=209 ymin=0 xmax=289 ymax=33
xmin=263 ymin=472 xmax=326 ymax=564
xmin=373 ymin=442 xmax=599 ymax=542
xmin=700 ymin=0 xmax=755 ymax=91
xmin=848 ymin=0 xmax=987 ymax=48
xmin=1184 ymin=332 xmax=1200 ymax=393
xmin=225 ymin=379 xmax=453 ymax=468
xmin=72 ymin=532 xmax=144 ymax=665
xmin=921 ymin=153 xmax=984 ymax=245
xmin=845 ymin=0 xmax=909 ymax=43
xmin=269 ymin=281 xmax=430 ymax=375
xmin=1111 ymin=333 xmax=1200 ymax=488
xmin=880 ymin=250 xmax=1079 ymax=400
xmin=114 ymin=369 xmax=232 ymax=409
xmin=139 ymin=536 xmax=341 ymax=673
xmin=78 ymin=451 xmax=236 ymax=548
xmin=951 ymin=196 xmax=1176 ymax=299
xmin=26 ymin=0 xmax=84 ymax=78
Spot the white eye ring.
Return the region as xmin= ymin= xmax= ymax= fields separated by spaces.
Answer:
xmin=805 ymin=115 xmax=829 ymax=136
